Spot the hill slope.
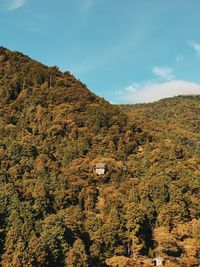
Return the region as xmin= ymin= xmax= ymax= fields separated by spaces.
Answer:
xmin=0 ymin=48 xmax=200 ymax=267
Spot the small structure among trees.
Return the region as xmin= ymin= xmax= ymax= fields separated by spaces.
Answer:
xmin=152 ymin=256 xmax=165 ymax=266
xmin=94 ymin=163 xmax=106 ymax=175
xmin=137 ymin=146 xmax=143 ymax=154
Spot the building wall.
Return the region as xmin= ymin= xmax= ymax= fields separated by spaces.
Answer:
xmin=96 ymin=168 xmax=105 ymax=175
xmin=153 ymin=259 xmax=164 ymax=266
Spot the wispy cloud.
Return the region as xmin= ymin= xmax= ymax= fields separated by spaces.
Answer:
xmin=176 ymin=54 xmax=184 ymax=64
xmin=152 ymin=66 xmax=175 ymax=81
xmin=118 ymin=80 xmax=200 ymax=104
xmin=78 ymin=0 xmax=95 ymax=15
xmin=7 ymin=0 xmax=26 ymax=10
xmin=189 ymin=41 xmax=200 ymax=56
xmin=71 ymin=26 xmax=150 ymax=76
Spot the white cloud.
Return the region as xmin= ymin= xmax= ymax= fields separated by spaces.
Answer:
xmin=119 ymin=80 xmax=200 ymax=104
xmin=189 ymin=42 xmax=200 ymax=56
xmin=152 ymin=66 xmax=175 ymax=81
xmin=0 ymin=0 xmax=26 ymax=11
xmin=123 ymin=83 xmax=139 ymax=93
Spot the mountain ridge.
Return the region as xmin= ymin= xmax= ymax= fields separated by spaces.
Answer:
xmin=0 ymin=48 xmax=200 ymax=267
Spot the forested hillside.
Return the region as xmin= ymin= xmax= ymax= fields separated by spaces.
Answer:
xmin=0 ymin=47 xmax=199 ymax=267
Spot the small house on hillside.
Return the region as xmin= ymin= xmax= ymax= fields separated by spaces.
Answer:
xmin=152 ymin=256 xmax=165 ymax=266
xmin=137 ymin=146 xmax=143 ymax=154
xmin=94 ymin=163 xmax=106 ymax=175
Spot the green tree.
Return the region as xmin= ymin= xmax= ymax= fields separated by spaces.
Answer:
xmin=66 ymin=239 xmax=88 ymax=267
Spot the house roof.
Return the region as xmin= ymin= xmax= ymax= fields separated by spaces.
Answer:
xmin=95 ymin=163 xmax=106 ymax=168
xmin=153 ymin=256 xmax=165 ymax=261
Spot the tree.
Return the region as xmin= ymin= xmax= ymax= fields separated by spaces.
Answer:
xmin=66 ymin=239 xmax=88 ymax=267
xmin=153 ymin=227 xmax=182 ymax=257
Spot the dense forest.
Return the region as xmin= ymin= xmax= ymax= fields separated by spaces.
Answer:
xmin=0 ymin=47 xmax=199 ymax=267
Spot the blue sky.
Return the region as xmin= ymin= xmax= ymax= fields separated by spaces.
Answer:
xmin=1 ymin=0 xmax=200 ymax=103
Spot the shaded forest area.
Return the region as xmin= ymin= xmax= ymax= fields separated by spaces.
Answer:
xmin=0 ymin=47 xmax=199 ymax=266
